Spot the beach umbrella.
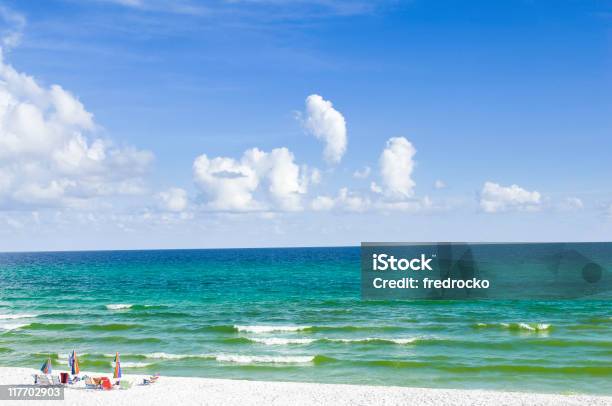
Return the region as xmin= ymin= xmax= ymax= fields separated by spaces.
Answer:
xmin=113 ymin=352 xmax=122 ymax=379
xmin=68 ymin=350 xmax=80 ymax=375
xmin=40 ymin=357 xmax=52 ymax=374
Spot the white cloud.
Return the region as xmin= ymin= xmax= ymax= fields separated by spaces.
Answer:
xmin=378 ymin=137 xmax=416 ymax=199
xmin=434 ymin=179 xmax=446 ymax=189
xmin=193 ymin=147 xmax=309 ymax=212
xmin=310 ymin=187 xmax=370 ymax=212
xmin=310 ymin=195 xmax=335 ymax=211
xmin=375 ymin=196 xmax=433 ymax=212
xmin=559 ymin=197 xmax=583 ymax=210
xmin=0 ymin=49 xmax=153 ymax=210
xmin=264 ymin=148 xmax=307 ymax=211
xmin=353 ymin=166 xmax=370 ymax=179
xmin=302 ymin=94 xmax=347 ymax=164
xmin=158 ymin=188 xmax=188 ymax=212
xmin=0 ymin=6 xmax=25 ymax=51
xmin=193 ymin=153 xmax=260 ymax=211
xmin=309 ymin=167 xmax=321 ymax=185
xmin=479 ymin=182 xmax=541 ymax=213
xmin=370 ymin=181 xmax=382 ymax=194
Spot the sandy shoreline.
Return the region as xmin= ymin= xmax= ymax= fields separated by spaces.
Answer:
xmin=0 ymin=367 xmax=610 ymax=406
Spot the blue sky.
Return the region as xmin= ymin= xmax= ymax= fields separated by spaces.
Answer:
xmin=0 ymin=0 xmax=611 ymax=251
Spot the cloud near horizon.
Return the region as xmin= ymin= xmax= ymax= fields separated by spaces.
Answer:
xmin=371 ymin=137 xmax=417 ymax=200
xmin=0 ymin=49 xmax=153 ymax=210
xmin=193 ymin=147 xmax=316 ymax=212
xmin=0 ymin=6 xmax=568 ymax=221
xmin=479 ymin=182 xmax=541 ymax=213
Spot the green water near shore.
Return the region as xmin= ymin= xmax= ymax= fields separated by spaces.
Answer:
xmin=0 ymin=248 xmax=610 ymax=394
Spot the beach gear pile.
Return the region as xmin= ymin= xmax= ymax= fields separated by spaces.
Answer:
xmin=32 ymin=351 xmax=160 ymax=390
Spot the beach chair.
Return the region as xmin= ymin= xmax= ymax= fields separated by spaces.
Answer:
xmin=51 ymin=376 xmax=61 ymax=386
xmin=36 ymin=375 xmax=51 ymax=386
xmin=100 ymin=377 xmax=113 ymax=391
xmin=84 ymin=377 xmax=98 ymax=390
xmin=143 ymin=374 xmax=159 ymax=385
xmin=119 ymin=380 xmax=133 ymax=390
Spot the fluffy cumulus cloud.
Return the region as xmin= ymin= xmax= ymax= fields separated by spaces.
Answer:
xmin=302 ymin=94 xmax=347 ymax=164
xmin=559 ymin=197 xmax=583 ymax=210
xmin=0 ymin=52 xmax=153 ymax=210
xmin=158 ymin=187 xmax=188 ymax=212
xmin=310 ymin=188 xmax=370 ymax=212
xmin=479 ymin=182 xmax=541 ymax=213
xmin=193 ymin=147 xmax=311 ymax=212
xmin=376 ymin=137 xmax=416 ymax=199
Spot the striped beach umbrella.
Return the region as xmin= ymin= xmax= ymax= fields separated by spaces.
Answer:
xmin=40 ymin=357 xmax=52 ymax=374
xmin=113 ymin=352 xmax=121 ymax=379
xmin=68 ymin=350 xmax=80 ymax=375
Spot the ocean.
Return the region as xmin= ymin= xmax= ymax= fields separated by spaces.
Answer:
xmin=0 ymin=247 xmax=610 ymax=394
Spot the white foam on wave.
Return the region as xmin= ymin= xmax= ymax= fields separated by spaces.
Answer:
xmin=327 ymin=337 xmax=419 ymax=344
xmin=105 ymin=352 xmax=212 ymax=360
xmin=106 ymin=304 xmax=132 ymax=310
xmin=144 ymin=352 xmax=196 ymax=360
xmin=56 ymin=352 xmax=88 ymax=360
xmin=479 ymin=322 xmax=551 ymax=331
xmin=249 ymin=338 xmax=315 ymax=345
xmin=121 ymin=362 xmax=152 ymax=368
xmin=234 ymin=325 xmax=310 ymax=333
xmin=0 ymin=323 xmax=29 ymax=331
xmin=519 ymin=323 xmax=551 ymax=331
xmin=0 ymin=314 xmax=37 ymax=320
xmin=501 ymin=322 xmax=551 ymax=331
xmin=215 ymin=354 xmax=314 ymax=364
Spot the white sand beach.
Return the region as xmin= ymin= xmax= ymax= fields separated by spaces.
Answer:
xmin=0 ymin=367 xmax=610 ymax=406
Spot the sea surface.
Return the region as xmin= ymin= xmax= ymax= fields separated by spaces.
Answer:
xmin=0 ymin=247 xmax=610 ymax=394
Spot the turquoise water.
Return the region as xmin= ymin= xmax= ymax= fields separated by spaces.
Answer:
xmin=0 ymin=247 xmax=610 ymax=394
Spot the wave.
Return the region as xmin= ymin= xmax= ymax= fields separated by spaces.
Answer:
xmin=0 ymin=314 xmax=37 ymax=320
xmin=89 ymin=323 xmax=145 ymax=331
xmin=105 ymin=304 xmax=132 ymax=310
xmin=244 ymin=336 xmax=421 ymax=345
xmin=193 ymin=325 xmax=237 ymax=333
xmin=474 ymin=322 xmax=551 ymax=332
xmin=101 ymin=352 xmax=212 ymax=361
xmin=141 ymin=353 xmax=328 ymax=364
xmin=99 ymin=336 xmax=162 ymax=344
xmin=57 ymin=352 xmax=89 ymax=360
xmin=0 ymin=323 xmax=29 ymax=331
xmin=132 ymin=305 xmax=169 ymax=310
xmin=249 ymin=338 xmax=315 ymax=345
xmin=234 ymin=325 xmax=403 ymax=334
xmin=306 ymin=325 xmax=404 ymax=333
xmin=323 ymin=337 xmax=420 ymax=345
xmin=234 ymin=325 xmax=311 ymax=333
xmin=215 ymin=354 xmax=315 ymax=364
xmin=143 ymin=352 xmax=197 ymax=360
xmin=121 ymin=362 xmax=153 ymax=368
xmin=10 ymin=322 xmax=145 ymax=332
